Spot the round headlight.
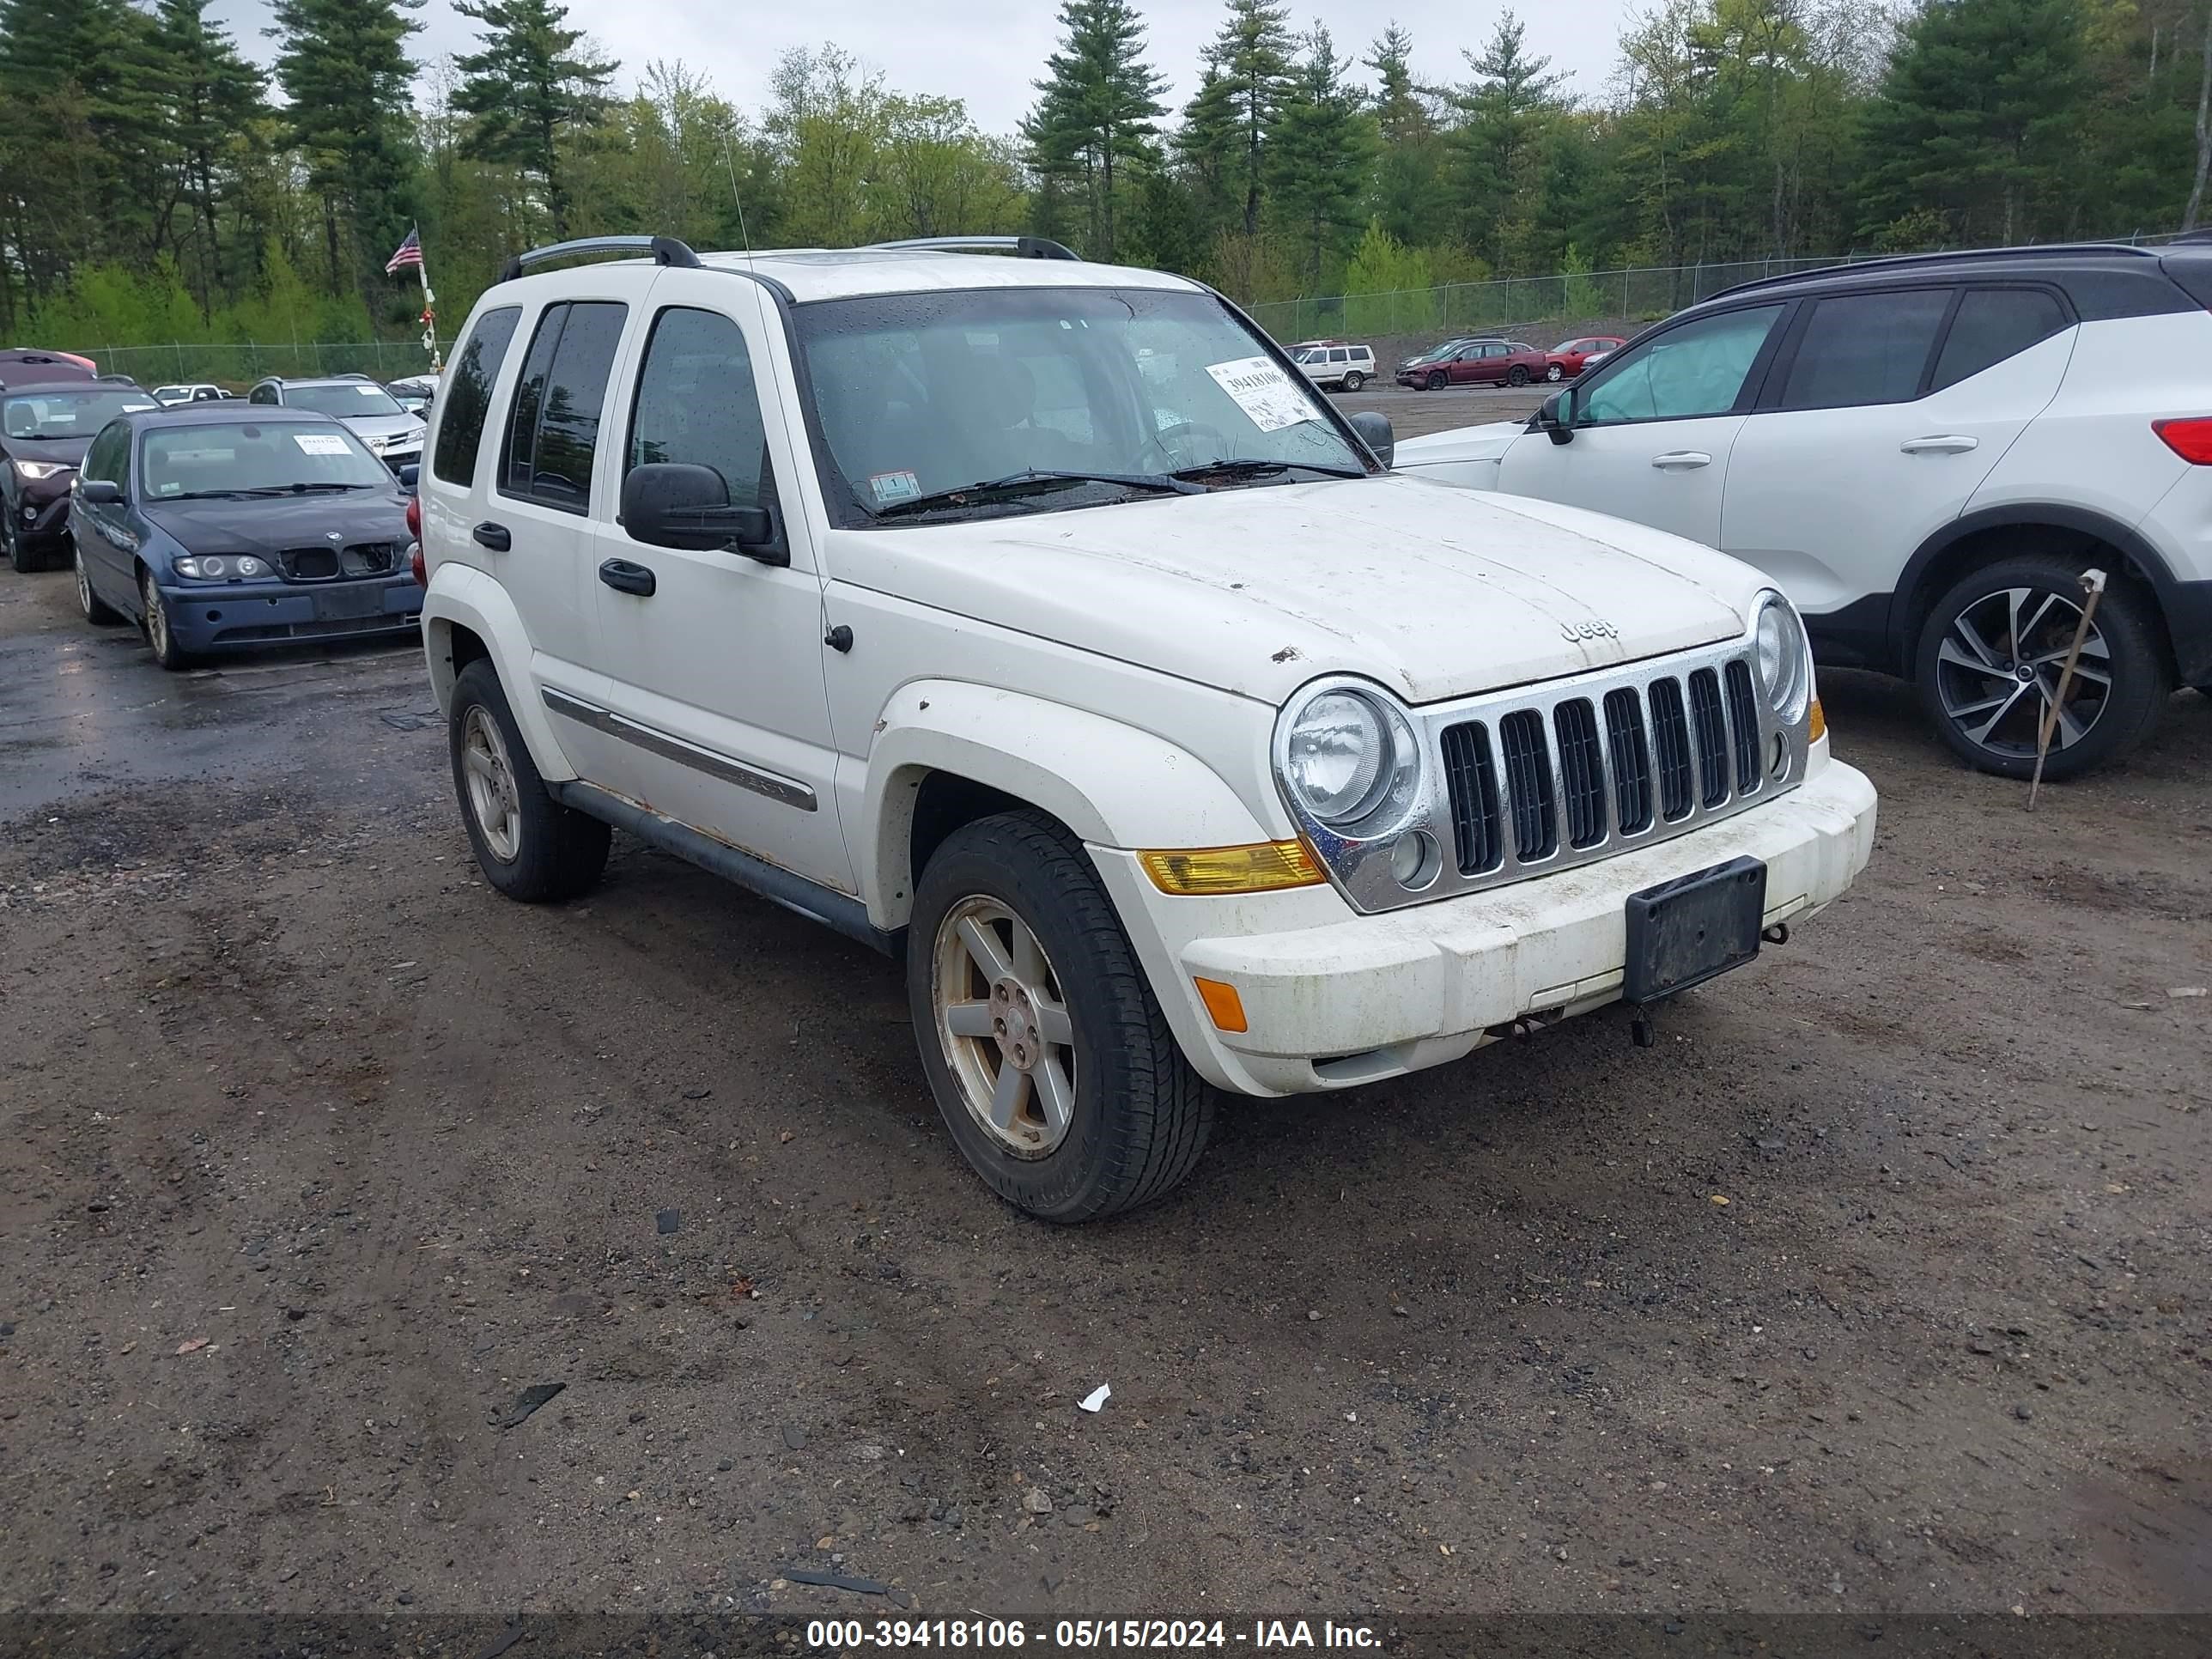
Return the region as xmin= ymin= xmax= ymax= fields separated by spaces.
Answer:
xmin=1281 ymin=686 xmax=1422 ymax=831
xmin=1754 ymin=593 xmax=1810 ymax=723
xmin=199 ymin=556 xmax=228 ymax=579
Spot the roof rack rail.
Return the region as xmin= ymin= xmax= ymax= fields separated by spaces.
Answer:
xmin=1708 ymin=240 xmax=2162 ymax=302
xmin=497 ymin=234 xmax=703 ymax=284
xmin=868 ymin=235 xmax=1081 ymax=261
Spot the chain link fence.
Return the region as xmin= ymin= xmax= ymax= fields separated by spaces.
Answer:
xmin=67 ymin=339 xmax=439 ymax=388
xmin=1246 ymin=232 xmax=2197 ymax=344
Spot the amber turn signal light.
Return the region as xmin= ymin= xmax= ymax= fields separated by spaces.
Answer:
xmin=1193 ymin=977 xmax=1249 ymax=1033
xmin=1808 ymin=697 xmax=1826 ymax=744
xmin=1139 ymin=840 xmax=1323 ymax=896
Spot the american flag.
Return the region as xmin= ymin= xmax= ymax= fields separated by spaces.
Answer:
xmin=385 ymin=228 xmax=423 ymax=275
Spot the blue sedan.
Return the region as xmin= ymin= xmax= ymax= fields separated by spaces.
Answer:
xmin=69 ymin=404 xmax=421 ymax=669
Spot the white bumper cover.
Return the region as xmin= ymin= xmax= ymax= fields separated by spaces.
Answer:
xmin=1093 ymin=753 xmax=1877 ymax=1097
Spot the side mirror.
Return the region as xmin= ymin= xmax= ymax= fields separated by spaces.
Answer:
xmin=1348 ymin=409 xmax=1395 ymax=469
xmin=1536 ymin=390 xmax=1575 ymax=446
xmin=76 ymin=479 xmax=124 ymax=506
xmin=398 ymin=464 xmax=419 ymax=495
xmin=621 ymin=462 xmax=783 ymax=564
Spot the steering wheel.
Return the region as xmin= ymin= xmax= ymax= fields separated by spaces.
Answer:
xmin=1142 ymin=419 xmax=1233 ymax=472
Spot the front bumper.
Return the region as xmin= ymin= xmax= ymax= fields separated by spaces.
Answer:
xmin=12 ymin=488 xmax=73 ymax=544
xmin=159 ymin=573 xmax=423 ymax=651
xmin=1092 ymin=751 xmax=1877 ymax=1097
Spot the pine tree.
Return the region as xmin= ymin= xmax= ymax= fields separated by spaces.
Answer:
xmin=1267 ymin=26 xmax=1378 ymax=288
xmin=1364 ymin=22 xmax=1448 ymax=245
xmin=1858 ymin=0 xmax=2090 ymax=245
xmin=268 ymin=0 xmax=423 ymax=300
xmin=1023 ymin=0 xmax=1166 ymax=262
xmin=152 ymin=0 xmax=267 ymax=310
xmin=1451 ymin=9 xmax=1570 ymax=268
xmin=1191 ymin=0 xmax=1295 ymax=237
xmin=453 ymin=0 xmax=616 ymax=240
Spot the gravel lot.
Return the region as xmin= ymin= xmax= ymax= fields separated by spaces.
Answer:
xmin=2 ymin=470 xmax=2207 ymax=1630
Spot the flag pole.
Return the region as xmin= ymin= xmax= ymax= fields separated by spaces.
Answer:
xmin=412 ymin=224 xmax=441 ymax=372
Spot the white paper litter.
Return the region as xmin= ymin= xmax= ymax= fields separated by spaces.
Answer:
xmin=1078 ymin=1383 xmax=1110 ymax=1413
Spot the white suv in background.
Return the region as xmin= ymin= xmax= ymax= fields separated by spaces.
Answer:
xmin=1291 ymin=340 xmax=1376 ymax=392
xmin=416 ymin=233 xmax=1875 ymax=1220
xmin=1395 ymin=240 xmax=2212 ymax=778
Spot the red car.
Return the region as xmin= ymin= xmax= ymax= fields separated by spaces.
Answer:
xmin=1543 ymin=335 xmax=1626 ymax=382
xmin=1400 ymin=337 xmax=1552 ymax=390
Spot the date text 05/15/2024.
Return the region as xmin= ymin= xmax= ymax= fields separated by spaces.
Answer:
xmin=805 ymin=1620 xmax=1381 ymax=1650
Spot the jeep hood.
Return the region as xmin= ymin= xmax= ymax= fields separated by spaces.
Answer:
xmin=826 ymin=473 xmax=1766 ymax=706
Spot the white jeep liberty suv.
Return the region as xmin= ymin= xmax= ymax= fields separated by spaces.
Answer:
xmin=416 ymin=233 xmax=1878 ymax=1221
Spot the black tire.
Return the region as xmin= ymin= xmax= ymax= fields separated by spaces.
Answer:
xmin=76 ymin=544 xmax=119 ymax=623
xmin=907 ymin=810 xmax=1213 ymax=1223
xmin=3 ymin=511 xmax=37 ymax=574
xmin=1913 ymin=553 xmax=2172 ymax=781
xmin=1507 ymin=364 xmax=1531 ymax=386
xmin=1425 ymin=370 xmax=1447 ymax=392
xmin=139 ymin=567 xmax=192 ymax=670
xmin=1340 ymin=370 xmax=1364 ymax=392
xmin=447 ymin=659 xmax=610 ymax=901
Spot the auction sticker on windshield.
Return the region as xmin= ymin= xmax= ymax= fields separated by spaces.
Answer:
xmin=1206 ymin=356 xmax=1321 ymax=433
xmin=869 ymin=470 xmax=921 ymax=505
xmin=294 ymin=434 xmax=351 ymax=456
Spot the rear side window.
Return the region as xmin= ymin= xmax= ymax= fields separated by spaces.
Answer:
xmin=432 ymin=305 xmax=521 ymax=485
xmin=627 ymin=307 xmax=778 ymax=513
xmin=1929 ymin=289 xmax=2069 ymax=392
xmin=1778 ymin=289 xmax=1951 ymax=410
xmin=500 ymin=301 xmax=628 ymax=512
xmin=248 ymin=385 xmax=276 ymax=405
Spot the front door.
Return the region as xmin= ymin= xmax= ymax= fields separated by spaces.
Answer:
xmin=586 ymin=272 xmax=852 ymax=894
xmin=1496 ymin=302 xmax=1788 ymax=550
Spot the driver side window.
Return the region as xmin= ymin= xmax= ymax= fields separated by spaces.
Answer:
xmin=1577 ymin=305 xmax=1784 ymax=425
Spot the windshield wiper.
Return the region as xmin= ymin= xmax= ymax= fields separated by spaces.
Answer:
xmin=164 ymin=489 xmax=249 ymax=500
xmin=230 ymin=482 xmax=368 ymax=495
xmin=1168 ymin=458 xmax=1367 ymax=483
xmin=872 ymin=468 xmax=1201 ymax=520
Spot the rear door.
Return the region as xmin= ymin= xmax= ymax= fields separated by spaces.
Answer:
xmin=584 ymin=271 xmax=851 ymax=893
xmin=1721 ymin=285 xmax=2073 ymax=622
xmin=1495 ymin=301 xmax=1788 ymax=548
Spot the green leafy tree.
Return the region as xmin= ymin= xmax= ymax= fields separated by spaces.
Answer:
xmin=1023 ymin=0 xmax=1166 ymax=261
xmin=1266 ymin=27 xmax=1378 ymax=289
xmin=267 ymin=0 xmax=423 ymax=301
xmin=765 ymin=45 xmax=887 ymax=246
xmin=452 ymin=0 xmax=616 ymax=240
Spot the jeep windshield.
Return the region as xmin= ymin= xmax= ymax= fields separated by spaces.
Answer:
xmin=793 ymin=286 xmax=1373 ymax=526
xmin=140 ymin=421 xmax=391 ymax=499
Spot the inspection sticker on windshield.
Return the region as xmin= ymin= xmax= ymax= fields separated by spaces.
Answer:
xmin=293 ymin=433 xmax=350 ymax=456
xmin=1205 ymin=356 xmax=1320 ymax=433
xmin=868 ymin=470 xmax=921 ymax=505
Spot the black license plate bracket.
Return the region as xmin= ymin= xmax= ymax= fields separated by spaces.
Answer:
xmin=313 ymin=585 xmax=386 ymax=622
xmin=1623 ymin=855 xmax=1767 ymax=1003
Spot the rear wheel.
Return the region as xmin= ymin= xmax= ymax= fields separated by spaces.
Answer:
xmin=76 ymin=545 xmax=119 ymax=623
xmin=447 ymin=659 xmax=610 ymax=901
xmin=1507 ymin=364 xmax=1532 ymax=386
xmin=908 ymin=810 xmax=1213 ymax=1223
xmin=1340 ymin=370 xmax=1364 ymax=392
xmin=1914 ymin=554 xmax=2171 ymax=781
xmin=1425 ymin=370 xmax=1448 ymax=392
xmin=139 ymin=568 xmax=191 ymax=670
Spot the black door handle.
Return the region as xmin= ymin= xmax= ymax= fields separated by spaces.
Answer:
xmin=598 ymin=557 xmax=656 ymax=597
xmin=472 ymin=521 xmax=511 ymax=552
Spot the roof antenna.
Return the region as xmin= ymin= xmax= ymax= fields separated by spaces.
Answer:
xmin=721 ymin=123 xmax=755 ymax=270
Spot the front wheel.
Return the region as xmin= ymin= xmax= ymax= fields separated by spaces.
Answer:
xmin=447 ymin=659 xmax=610 ymax=901
xmin=908 ymin=810 xmax=1213 ymax=1223
xmin=139 ymin=568 xmax=192 ymax=670
xmin=1425 ymin=370 xmax=1448 ymax=392
xmin=1340 ymin=370 xmax=1364 ymax=392
xmin=1546 ymin=362 xmax=1565 ymax=382
xmin=1914 ymin=554 xmax=2171 ymax=781
xmin=3 ymin=512 xmax=36 ymax=574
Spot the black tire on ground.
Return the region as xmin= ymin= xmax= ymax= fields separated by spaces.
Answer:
xmin=907 ymin=809 xmax=1214 ymax=1223
xmin=139 ymin=567 xmax=192 ymax=670
xmin=1913 ymin=552 xmax=2172 ymax=781
xmin=447 ymin=658 xmax=611 ymax=901
xmin=1508 ymin=365 xmax=1531 ymax=386
xmin=76 ymin=544 xmax=119 ymax=623
xmin=1341 ymin=370 xmax=1364 ymax=392
xmin=1425 ymin=370 xmax=1447 ymax=391
xmin=3 ymin=512 xmax=38 ymax=573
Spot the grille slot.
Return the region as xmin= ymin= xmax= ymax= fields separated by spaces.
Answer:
xmin=1724 ymin=659 xmax=1763 ymax=794
xmin=1498 ymin=709 xmax=1557 ymax=862
xmin=1602 ymin=687 xmax=1653 ymax=834
xmin=1553 ymin=699 xmax=1607 ymax=849
xmin=1439 ymin=721 xmax=1504 ymax=875
xmin=278 ymin=545 xmax=339 ymax=580
xmin=1649 ymin=678 xmax=1695 ymax=822
xmin=340 ymin=541 xmax=399 ymax=577
xmin=1688 ymin=669 xmax=1730 ymax=807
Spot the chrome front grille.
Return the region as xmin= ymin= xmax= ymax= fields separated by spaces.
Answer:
xmin=1284 ymin=626 xmax=1811 ymax=915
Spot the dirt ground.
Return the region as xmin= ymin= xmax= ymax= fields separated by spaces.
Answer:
xmin=2 ymin=480 xmax=2207 ymax=1637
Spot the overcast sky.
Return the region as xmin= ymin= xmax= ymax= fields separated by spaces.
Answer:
xmin=208 ymin=0 xmax=1638 ymax=137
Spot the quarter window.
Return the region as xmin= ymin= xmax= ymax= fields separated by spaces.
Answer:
xmin=433 ymin=304 xmax=522 ymax=486
xmin=1778 ymin=289 xmax=1952 ymax=410
xmin=627 ymin=307 xmax=778 ymax=514
xmin=248 ymin=384 xmax=276 ymax=405
xmin=1930 ymin=289 xmax=2069 ymax=392
xmin=500 ymin=301 xmax=628 ymax=512
xmin=1579 ymin=305 xmax=1784 ymax=423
